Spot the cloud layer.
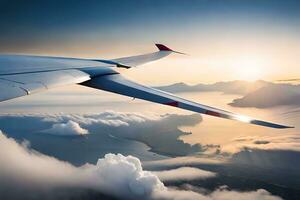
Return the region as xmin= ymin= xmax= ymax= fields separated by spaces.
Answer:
xmin=229 ymin=84 xmax=300 ymax=108
xmin=219 ymin=134 xmax=300 ymax=172
xmin=0 ymin=131 xmax=178 ymax=199
xmin=0 ymin=133 xmax=284 ymax=200
xmin=0 ymin=110 xmax=298 ymax=199
xmin=0 ymin=111 xmax=205 ymax=163
xmin=0 ymin=131 xmax=283 ymax=200
xmin=223 ymin=134 xmax=300 ymax=153
xmin=157 ymin=80 xmax=268 ymax=95
xmin=158 ymin=80 xmax=300 ymax=108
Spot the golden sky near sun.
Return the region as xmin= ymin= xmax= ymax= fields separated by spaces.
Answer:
xmin=120 ymin=32 xmax=300 ymax=85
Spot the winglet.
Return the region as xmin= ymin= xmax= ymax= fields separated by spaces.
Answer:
xmin=155 ymin=44 xmax=187 ymax=55
xmin=155 ymin=44 xmax=173 ymax=51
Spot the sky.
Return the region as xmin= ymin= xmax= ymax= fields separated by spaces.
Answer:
xmin=0 ymin=0 xmax=300 ymax=84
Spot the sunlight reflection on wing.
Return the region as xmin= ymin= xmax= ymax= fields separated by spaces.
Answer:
xmin=234 ymin=115 xmax=252 ymax=123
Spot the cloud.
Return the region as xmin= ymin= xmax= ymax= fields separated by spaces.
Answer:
xmin=143 ymin=156 xmax=224 ymax=172
xmin=0 ymin=111 xmax=296 ymax=198
xmin=229 ymin=84 xmax=300 ymax=108
xmin=156 ymin=80 xmax=268 ymax=95
xmin=223 ymin=134 xmax=300 ymax=153
xmin=152 ymin=188 xmax=209 ymax=200
xmin=209 ymin=187 xmax=282 ymax=200
xmin=86 ymin=153 xmax=165 ymax=198
xmin=153 ymin=167 xmax=216 ymax=181
xmin=0 ymin=111 xmax=205 ymax=161
xmin=253 ymin=140 xmax=270 ymax=145
xmin=0 ymin=131 xmax=80 ymax=199
xmin=43 ymin=120 xmax=89 ymax=136
xmin=218 ymin=134 xmax=300 ymax=172
xmin=0 ymin=131 xmax=168 ymax=199
xmin=153 ymin=186 xmax=282 ymax=200
xmin=0 ymin=131 xmax=283 ymax=200
xmin=157 ymin=80 xmax=300 ymax=108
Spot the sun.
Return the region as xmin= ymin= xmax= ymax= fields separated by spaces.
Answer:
xmin=232 ymin=55 xmax=267 ymax=81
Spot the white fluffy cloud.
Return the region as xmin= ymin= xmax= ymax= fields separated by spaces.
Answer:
xmin=0 ymin=131 xmax=283 ymax=200
xmin=153 ymin=167 xmax=216 ymax=181
xmin=0 ymin=131 xmax=163 ymax=199
xmin=84 ymin=153 xmax=165 ymax=198
xmin=44 ymin=120 xmax=89 ymax=136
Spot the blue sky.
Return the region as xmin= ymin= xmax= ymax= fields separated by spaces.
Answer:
xmin=1 ymin=0 xmax=299 ymax=54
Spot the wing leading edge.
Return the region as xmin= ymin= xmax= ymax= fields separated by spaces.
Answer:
xmin=81 ymin=74 xmax=293 ymax=129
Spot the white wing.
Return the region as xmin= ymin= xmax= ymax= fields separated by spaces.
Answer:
xmin=94 ymin=44 xmax=177 ymax=68
xmin=0 ymin=69 xmax=90 ymax=102
xmin=81 ymin=74 xmax=293 ymax=129
xmin=112 ymin=44 xmax=172 ymax=67
xmin=0 ymin=44 xmax=175 ymax=102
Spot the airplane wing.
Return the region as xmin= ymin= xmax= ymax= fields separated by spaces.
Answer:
xmin=0 ymin=44 xmax=293 ymax=128
xmin=81 ymin=73 xmax=293 ymax=129
xmin=0 ymin=69 xmax=91 ymax=102
xmin=0 ymin=44 xmax=176 ymax=102
xmin=108 ymin=44 xmax=179 ymax=67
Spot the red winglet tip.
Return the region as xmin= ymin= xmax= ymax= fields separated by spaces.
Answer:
xmin=155 ymin=44 xmax=173 ymax=51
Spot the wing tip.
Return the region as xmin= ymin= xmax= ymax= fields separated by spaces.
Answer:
xmin=155 ymin=44 xmax=187 ymax=55
xmin=250 ymin=119 xmax=294 ymax=129
xmin=273 ymin=125 xmax=294 ymax=129
xmin=155 ymin=44 xmax=173 ymax=51
xmin=279 ymin=125 xmax=294 ymax=129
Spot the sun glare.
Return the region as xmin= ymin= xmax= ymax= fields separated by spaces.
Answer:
xmin=235 ymin=115 xmax=252 ymax=123
xmin=232 ymin=55 xmax=267 ymax=81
